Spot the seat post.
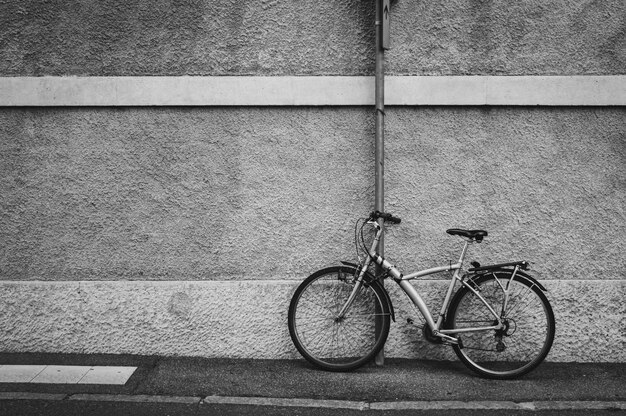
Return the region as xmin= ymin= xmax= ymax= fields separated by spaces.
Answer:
xmin=458 ymin=240 xmax=470 ymax=266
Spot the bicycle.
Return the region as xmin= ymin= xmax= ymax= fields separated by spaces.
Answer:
xmin=288 ymin=211 xmax=555 ymax=379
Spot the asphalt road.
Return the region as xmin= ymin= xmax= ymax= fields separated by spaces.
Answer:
xmin=0 ymin=354 xmax=624 ymax=415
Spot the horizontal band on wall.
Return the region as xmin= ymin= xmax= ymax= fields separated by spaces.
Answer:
xmin=1 ymin=76 xmax=625 ymax=106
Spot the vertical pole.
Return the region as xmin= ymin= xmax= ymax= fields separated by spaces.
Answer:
xmin=374 ymin=0 xmax=385 ymax=366
xmin=375 ymin=0 xmax=385 ymax=217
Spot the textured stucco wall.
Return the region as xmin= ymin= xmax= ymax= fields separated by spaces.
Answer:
xmin=2 ymin=107 xmax=624 ymax=283
xmin=1 ymin=107 xmax=372 ymax=281
xmin=1 ymin=0 xmax=625 ymax=76
xmin=0 ymin=279 xmax=623 ymax=362
xmin=1 ymin=107 xmax=624 ymax=361
xmin=1 ymin=0 xmax=625 ymax=361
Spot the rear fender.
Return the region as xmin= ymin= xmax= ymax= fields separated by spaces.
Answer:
xmin=468 ymin=267 xmax=547 ymax=292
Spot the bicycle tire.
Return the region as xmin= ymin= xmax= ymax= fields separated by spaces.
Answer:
xmin=288 ymin=266 xmax=391 ymax=371
xmin=446 ymin=271 xmax=555 ymax=379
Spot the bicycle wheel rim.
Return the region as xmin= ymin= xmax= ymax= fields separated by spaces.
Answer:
xmin=288 ymin=267 xmax=390 ymax=371
xmin=448 ymin=273 xmax=555 ymax=379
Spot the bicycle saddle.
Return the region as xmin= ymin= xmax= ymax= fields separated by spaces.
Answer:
xmin=446 ymin=229 xmax=488 ymax=242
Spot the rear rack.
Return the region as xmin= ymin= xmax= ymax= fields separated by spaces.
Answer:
xmin=468 ymin=261 xmax=529 ymax=272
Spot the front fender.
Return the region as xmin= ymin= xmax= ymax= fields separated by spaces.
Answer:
xmin=340 ymin=261 xmax=396 ymax=322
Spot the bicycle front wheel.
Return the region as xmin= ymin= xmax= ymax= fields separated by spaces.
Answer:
xmin=288 ymin=266 xmax=391 ymax=371
xmin=446 ymin=271 xmax=555 ymax=379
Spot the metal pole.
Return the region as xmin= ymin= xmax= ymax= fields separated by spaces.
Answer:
xmin=374 ymin=0 xmax=385 ymax=366
xmin=375 ymin=0 xmax=385 ymax=217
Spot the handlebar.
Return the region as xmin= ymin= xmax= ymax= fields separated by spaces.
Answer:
xmin=369 ymin=210 xmax=401 ymax=224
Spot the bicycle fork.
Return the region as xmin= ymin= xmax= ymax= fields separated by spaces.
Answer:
xmin=335 ymin=221 xmax=384 ymax=320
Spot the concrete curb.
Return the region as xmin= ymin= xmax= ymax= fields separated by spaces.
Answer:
xmin=204 ymin=395 xmax=369 ymax=410
xmin=0 ymin=392 xmax=67 ymax=401
xmin=1 ymin=392 xmax=624 ymax=411
xmin=69 ymin=393 xmax=201 ymax=404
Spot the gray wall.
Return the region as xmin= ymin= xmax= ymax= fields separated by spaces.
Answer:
xmin=2 ymin=0 xmax=625 ymax=76
xmin=1 ymin=0 xmax=624 ymax=362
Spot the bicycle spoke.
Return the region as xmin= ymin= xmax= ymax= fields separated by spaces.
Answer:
xmin=288 ymin=266 xmax=390 ymax=370
xmin=504 ymin=288 xmax=539 ymax=318
xmin=447 ymin=273 xmax=554 ymax=379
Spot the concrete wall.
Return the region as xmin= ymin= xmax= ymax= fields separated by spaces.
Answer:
xmin=1 ymin=0 xmax=624 ymax=362
xmin=2 ymin=0 xmax=625 ymax=76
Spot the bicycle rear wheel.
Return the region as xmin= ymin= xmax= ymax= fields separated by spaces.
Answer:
xmin=446 ymin=271 xmax=555 ymax=379
xmin=288 ymin=266 xmax=391 ymax=371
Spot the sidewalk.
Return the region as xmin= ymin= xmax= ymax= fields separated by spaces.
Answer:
xmin=0 ymin=353 xmax=624 ymax=412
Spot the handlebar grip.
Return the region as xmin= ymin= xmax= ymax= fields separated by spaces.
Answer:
xmin=370 ymin=210 xmax=402 ymax=224
xmin=389 ymin=215 xmax=401 ymax=224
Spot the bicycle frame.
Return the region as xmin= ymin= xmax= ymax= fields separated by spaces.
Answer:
xmin=339 ymin=220 xmax=512 ymax=343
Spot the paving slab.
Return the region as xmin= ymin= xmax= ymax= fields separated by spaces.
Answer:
xmin=0 ymin=365 xmax=47 ymax=383
xmin=31 ymin=366 xmax=92 ymax=384
xmin=77 ymin=367 xmax=137 ymax=385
